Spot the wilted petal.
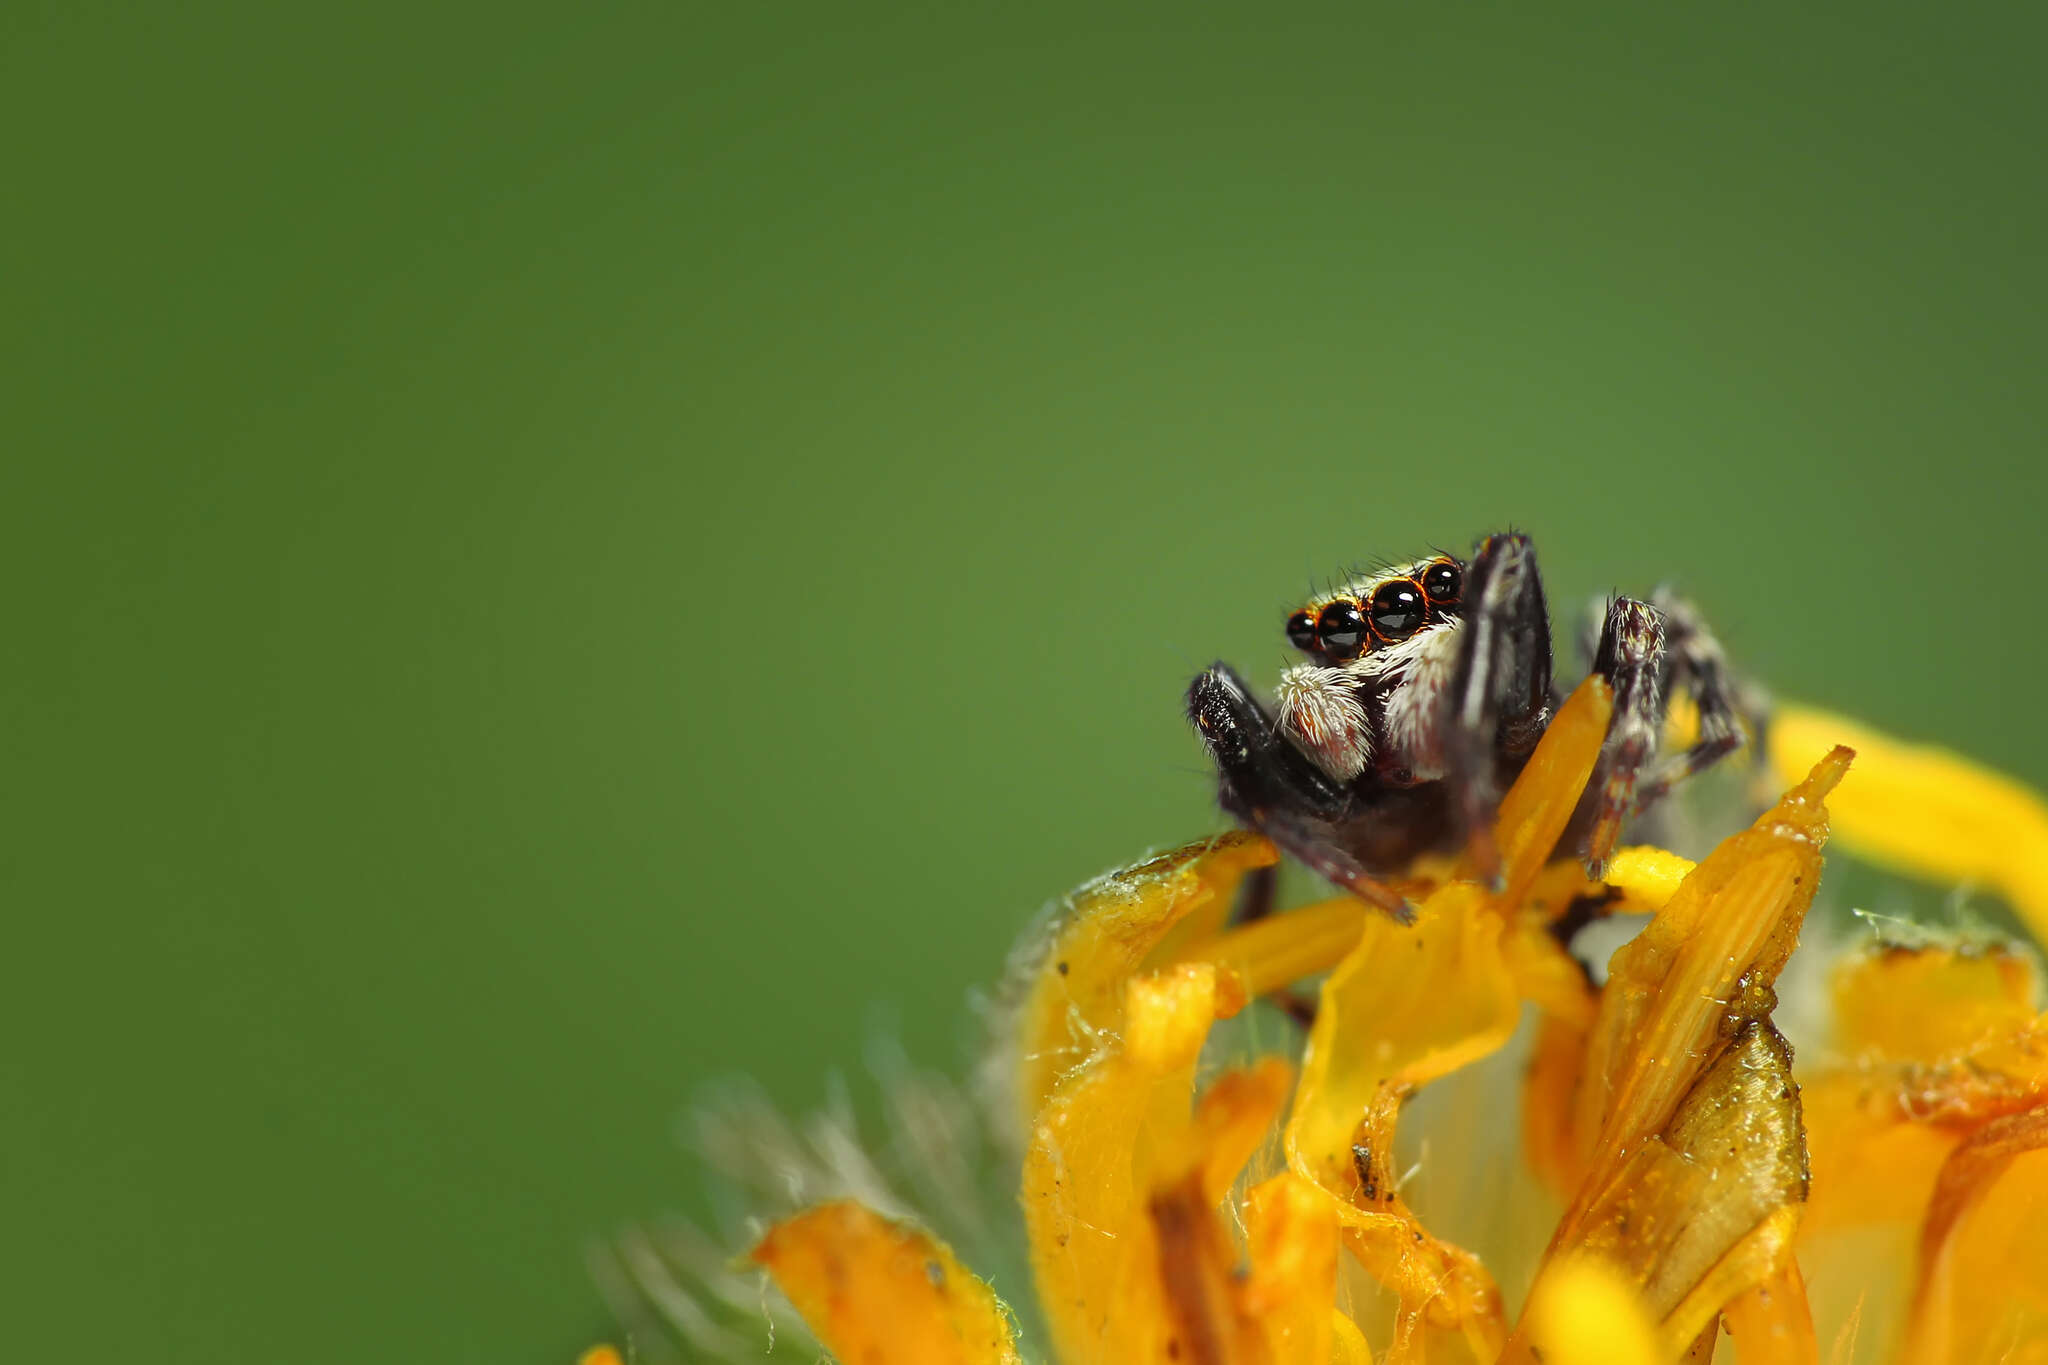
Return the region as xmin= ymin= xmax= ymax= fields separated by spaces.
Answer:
xmin=1507 ymin=748 xmax=1850 ymax=1360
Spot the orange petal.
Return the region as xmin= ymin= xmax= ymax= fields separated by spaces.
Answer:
xmin=751 ymin=1201 xmax=1019 ymax=1365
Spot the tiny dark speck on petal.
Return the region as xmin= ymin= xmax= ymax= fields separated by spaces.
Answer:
xmin=1057 ymin=961 xmax=1069 ymax=976
xmin=925 ymin=1259 xmax=946 ymax=1289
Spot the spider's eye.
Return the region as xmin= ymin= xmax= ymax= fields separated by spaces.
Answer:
xmin=1286 ymin=610 xmax=1319 ymax=653
xmin=1422 ymin=560 xmax=1461 ymax=604
xmin=1315 ymin=600 xmax=1368 ymax=659
xmin=1369 ymin=580 xmax=1427 ymax=641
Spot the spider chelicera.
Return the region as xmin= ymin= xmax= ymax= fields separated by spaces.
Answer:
xmin=1186 ymin=533 xmax=1765 ymax=923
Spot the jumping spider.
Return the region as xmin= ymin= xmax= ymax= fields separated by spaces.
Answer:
xmin=1186 ymin=533 xmax=1764 ymax=922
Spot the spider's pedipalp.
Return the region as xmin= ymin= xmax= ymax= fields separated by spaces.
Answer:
xmin=1275 ymin=661 xmax=1374 ymax=781
xmin=1187 ymin=663 xmax=1417 ymax=923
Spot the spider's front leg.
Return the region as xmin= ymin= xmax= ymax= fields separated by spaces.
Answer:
xmin=1442 ymin=533 xmax=1556 ymax=885
xmin=1632 ymin=587 xmax=1770 ymax=811
xmin=1582 ymin=596 xmax=1667 ymax=875
xmin=1186 ymin=664 xmax=1418 ymax=924
xmin=1572 ymin=588 xmax=1771 ymax=825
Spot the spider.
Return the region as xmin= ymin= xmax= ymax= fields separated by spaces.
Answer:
xmin=1186 ymin=533 xmax=1765 ymax=923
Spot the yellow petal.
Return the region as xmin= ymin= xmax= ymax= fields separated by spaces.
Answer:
xmin=574 ymin=1349 xmax=624 ymax=1365
xmin=1242 ymin=1173 xmax=1342 ymax=1365
xmin=1570 ymin=747 xmax=1847 ymax=1183
xmin=1013 ymin=832 xmax=1275 ymax=1137
xmin=1485 ymin=676 xmax=1615 ymax=911
xmin=1803 ymin=944 xmax=2048 ymax=1237
xmin=750 ymin=1201 xmax=1019 ymax=1365
xmin=1511 ymin=750 xmax=1848 ymax=1358
xmin=1518 ymin=1256 xmax=1662 ymax=1365
xmin=1283 ymin=879 xmax=1517 ymax=1359
xmin=1904 ymin=1107 xmax=2048 ymax=1363
xmin=1772 ymin=702 xmax=2048 ymax=946
xmin=1329 ymin=1308 xmax=1377 ymax=1365
xmin=1829 ymin=938 xmax=2040 ymax=1066
xmin=1023 ymin=963 xmax=1219 ymax=1365
xmin=1722 ymin=1262 xmax=1820 ymax=1365
xmin=1026 ymin=960 xmax=1304 ymax=1365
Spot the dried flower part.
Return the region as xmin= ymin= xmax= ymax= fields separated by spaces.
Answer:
xmin=709 ymin=682 xmax=2048 ymax=1365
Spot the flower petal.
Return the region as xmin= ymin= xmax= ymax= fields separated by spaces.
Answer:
xmin=750 ymin=1200 xmax=1020 ymax=1365
xmin=1903 ymin=1110 xmax=2048 ymax=1363
xmin=1520 ymin=1257 xmax=1662 ymax=1365
xmin=1509 ymin=749 xmax=1850 ymax=1358
xmin=1282 ymin=879 xmax=1518 ymax=1358
xmin=1242 ymin=1173 xmax=1343 ymax=1364
xmin=1013 ymin=832 xmax=1276 ymax=1138
xmin=1771 ymin=703 xmax=2048 ymax=947
xmin=1024 ymin=957 xmax=1326 ymax=1365
xmin=1569 ymin=746 xmax=1848 ymax=1184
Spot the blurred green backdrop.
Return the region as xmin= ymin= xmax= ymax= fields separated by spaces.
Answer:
xmin=5 ymin=2 xmax=2046 ymax=1361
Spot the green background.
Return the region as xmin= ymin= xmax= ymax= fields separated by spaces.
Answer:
xmin=6 ymin=3 xmax=2045 ymax=1361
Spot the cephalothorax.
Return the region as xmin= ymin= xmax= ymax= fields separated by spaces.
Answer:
xmin=1187 ymin=533 xmax=1764 ymax=921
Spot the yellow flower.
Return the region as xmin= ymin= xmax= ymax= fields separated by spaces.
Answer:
xmin=598 ymin=679 xmax=2048 ymax=1364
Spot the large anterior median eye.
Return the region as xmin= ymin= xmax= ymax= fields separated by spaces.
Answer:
xmin=1315 ymin=600 xmax=1368 ymax=659
xmin=1369 ymin=580 xmax=1427 ymax=641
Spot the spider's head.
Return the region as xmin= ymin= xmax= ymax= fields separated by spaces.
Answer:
xmin=1286 ymin=556 xmax=1465 ymax=664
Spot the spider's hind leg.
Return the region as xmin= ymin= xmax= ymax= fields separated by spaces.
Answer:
xmin=1187 ymin=664 xmax=1417 ymax=924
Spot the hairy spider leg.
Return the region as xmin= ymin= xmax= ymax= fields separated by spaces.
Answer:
xmin=1228 ymin=860 xmax=1280 ymax=926
xmin=1186 ymin=663 xmax=1419 ymax=924
xmin=1582 ymin=596 xmax=1668 ymax=876
xmin=1442 ymin=533 xmax=1557 ymax=887
xmin=1631 ymin=586 xmax=1769 ymax=811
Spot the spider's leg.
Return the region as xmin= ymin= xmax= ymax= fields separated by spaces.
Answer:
xmin=1583 ymin=596 xmax=1667 ymax=876
xmin=1229 ymin=861 xmax=1279 ymax=926
xmin=1188 ymin=664 xmax=1417 ymax=924
xmin=1443 ymin=533 xmax=1556 ymax=885
xmin=1631 ymin=588 xmax=1770 ymax=813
